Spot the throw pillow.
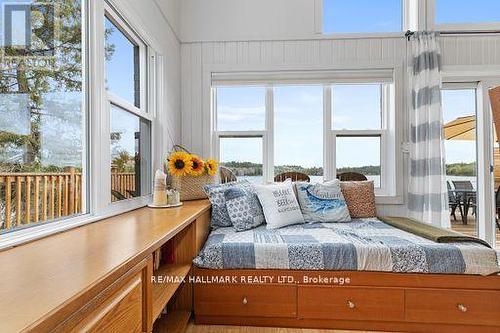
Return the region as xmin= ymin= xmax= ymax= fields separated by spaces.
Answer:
xmin=340 ymin=180 xmax=377 ymax=218
xmin=204 ymin=180 xmax=252 ymax=228
xmin=255 ymin=180 xmax=304 ymax=229
xmin=224 ymin=186 xmax=265 ymax=232
xmin=295 ymin=180 xmax=351 ymax=223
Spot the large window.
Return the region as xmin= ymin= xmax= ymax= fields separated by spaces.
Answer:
xmin=213 ymin=75 xmax=396 ymax=197
xmin=0 ymin=1 xmax=158 ymax=243
xmin=323 ymin=0 xmax=402 ymax=34
xmin=0 ymin=1 xmax=86 ymax=232
xmin=105 ymin=8 xmax=152 ymax=202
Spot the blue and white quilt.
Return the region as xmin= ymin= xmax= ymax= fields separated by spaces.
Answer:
xmin=193 ymin=218 xmax=500 ymax=275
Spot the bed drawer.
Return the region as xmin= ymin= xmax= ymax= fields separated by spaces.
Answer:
xmin=195 ymin=284 xmax=297 ymax=318
xmin=406 ymin=289 xmax=500 ymax=326
xmin=298 ymin=286 xmax=404 ymax=321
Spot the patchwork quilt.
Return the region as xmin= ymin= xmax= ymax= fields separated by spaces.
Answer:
xmin=193 ymin=218 xmax=500 ymax=275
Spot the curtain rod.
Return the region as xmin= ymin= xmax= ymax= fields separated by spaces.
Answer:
xmin=405 ymin=29 xmax=500 ymax=40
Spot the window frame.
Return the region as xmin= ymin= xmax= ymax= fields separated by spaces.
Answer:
xmin=330 ymin=83 xmax=392 ymax=195
xmin=427 ymin=0 xmax=500 ymax=32
xmin=212 ymin=71 xmax=400 ymax=201
xmin=104 ymin=3 xmax=153 ymax=207
xmin=0 ymin=0 xmax=163 ymax=249
xmin=212 ymin=85 xmax=272 ymax=183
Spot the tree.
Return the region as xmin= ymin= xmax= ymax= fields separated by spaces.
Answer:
xmin=0 ymin=0 xmax=84 ymax=170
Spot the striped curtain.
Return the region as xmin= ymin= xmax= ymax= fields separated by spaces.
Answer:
xmin=408 ymin=32 xmax=449 ymax=228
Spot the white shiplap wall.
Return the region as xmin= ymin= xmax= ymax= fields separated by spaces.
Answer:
xmin=181 ymin=34 xmax=500 ymax=215
xmin=181 ymin=37 xmax=406 ymax=156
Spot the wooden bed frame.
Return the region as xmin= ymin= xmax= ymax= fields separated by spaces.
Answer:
xmin=193 ymin=267 xmax=500 ymax=332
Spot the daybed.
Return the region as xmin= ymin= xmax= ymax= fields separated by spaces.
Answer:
xmin=193 ymin=217 xmax=500 ymax=332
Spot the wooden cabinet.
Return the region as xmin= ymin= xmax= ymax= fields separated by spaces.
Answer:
xmin=195 ymin=284 xmax=297 ymax=318
xmin=406 ymin=288 xmax=500 ymax=326
xmin=53 ymin=258 xmax=151 ymax=333
xmin=0 ymin=200 xmax=211 ymax=333
xmin=298 ymin=286 xmax=404 ymax=321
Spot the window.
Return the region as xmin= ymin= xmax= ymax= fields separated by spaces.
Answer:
xmin=435 ymin=0 xmax=500 ymax=25
xmin=220 ymin=137 xmax=263 ymax=184
xmin=336 ymin=137 xmax=382 ymax=187
xmin=213 ymin=74 xmax=397 ymax=197
xmin=215 ymin=86 xmax=267 ymax=182
xmin=0 ymin=1 xmax=160 ymax=245
xmin=323 ymin=0 xmax=402 ymax=34
xmin=274 ymin=85 xmax=323 ymax=181
xmin=332 ymin=84 xmax=386 ymax=189
xmin=0 ymin=0 xmax=86 ymax=232
xmin=105 ymin=8 xmax=152 ymax=202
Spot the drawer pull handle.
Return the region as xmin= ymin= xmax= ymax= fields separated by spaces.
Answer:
xmin=242 ymin=297 xmax=248 ymax=305
xmin=457 ymin=304 xmax=467 ymax=312
xmin=347 ymin=300 xmax=355 ymax=309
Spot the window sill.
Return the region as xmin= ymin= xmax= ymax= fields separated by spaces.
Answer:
xmin=0 ymin=195 xmax=152 ymax=252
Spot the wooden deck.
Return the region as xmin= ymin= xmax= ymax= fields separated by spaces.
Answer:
xmin=450 ymin=216 xmax=500 ymax=248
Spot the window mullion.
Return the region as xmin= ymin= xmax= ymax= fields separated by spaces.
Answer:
xmin=324 ymin=85 xmax=333 ymax=181
xmin=265 ymin=85 xmax=274 ymax=183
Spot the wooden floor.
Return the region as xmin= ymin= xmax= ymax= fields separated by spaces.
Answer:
xmin=186 ymin=323 xmax=384 ymax=333
xmin=450 ymin=216 xmax=500 ymax=248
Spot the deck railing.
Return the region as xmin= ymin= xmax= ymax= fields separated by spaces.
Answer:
xmin=0 ymin=170 xmax=136 ymax=231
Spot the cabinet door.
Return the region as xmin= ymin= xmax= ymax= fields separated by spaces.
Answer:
xmin=54 ymin=258 xmax=152 ymax=333
xmin=70 ymin=272 xmax=144 ymax=333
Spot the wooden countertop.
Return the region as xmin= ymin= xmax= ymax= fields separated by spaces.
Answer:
xmin=0 ymin=200 xmax=211 ymax=333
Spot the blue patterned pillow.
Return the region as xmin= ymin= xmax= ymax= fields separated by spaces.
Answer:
xmin=224 ymin=186 xmax=265 ymax=232
xmin=203 ymin=180 xmax=251 ymax=228
xmin=295 ymin=180 xmax=351 ymax=223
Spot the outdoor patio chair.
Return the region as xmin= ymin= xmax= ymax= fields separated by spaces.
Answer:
xmin=495 ymin=186 xmax=500 ymax=231
xmin=336 ymin=172 xmax=368 ymax=181
xmin=452 ymin=180 xmax=477 ymax=224
xmin=220 ymin=166 xmax=237 ymax=184
xmin=274 ymin=172 xmax=310 ymax=182
xmin=448 ymin=181 xmax=463 ymax=222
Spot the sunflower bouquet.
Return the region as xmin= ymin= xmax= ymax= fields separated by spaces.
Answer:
xmin=166 ymin=145 xmax=219 ymax=201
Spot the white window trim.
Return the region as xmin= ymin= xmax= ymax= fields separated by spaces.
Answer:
xmin=212 ymin=70 xmax=402 ymax=203
xmin=0 ymin=0 xmax=163 ymax=251
xmin=426 ymin=0 xmax=500 ymax=33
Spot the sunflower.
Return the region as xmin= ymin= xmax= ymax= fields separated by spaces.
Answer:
xmin=204 ymin=159 xmax=219 ymax=176
xmin=189 ymin=155 xmax=205 ymax=176
xmin=168 ymin=151 xmax=192 ymax=177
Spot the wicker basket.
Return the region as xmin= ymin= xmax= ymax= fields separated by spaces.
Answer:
xmin=171 ymin=174 xmax=214 ymax=201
